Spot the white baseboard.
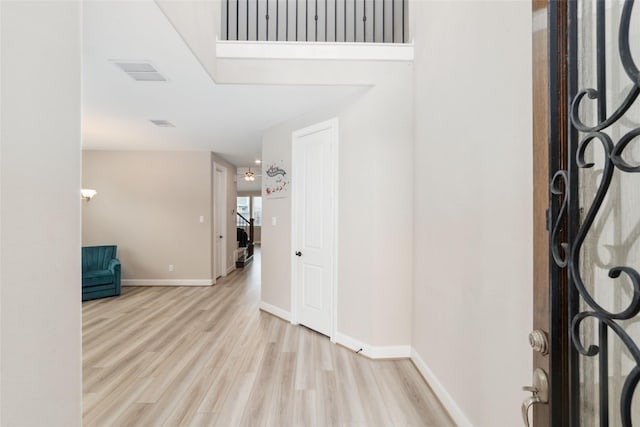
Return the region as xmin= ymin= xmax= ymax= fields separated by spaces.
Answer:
xmin=259 ymin=301 xmax=291 ymax=322
xmin=226 ymin=264 xmax=236 ymax=275
xmin=410 ymin=348 xmax=473 ymax=427
xmin=334 ymin=332 xmax=411 ymax=359
xmin=122 ymin=279 xmax=213 ymax=287
xmin=332 ymin=335 xmax=471 ymax=425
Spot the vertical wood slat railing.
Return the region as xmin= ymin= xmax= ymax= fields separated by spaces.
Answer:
xmin=223 ymin=0 xmax=407 ymax=43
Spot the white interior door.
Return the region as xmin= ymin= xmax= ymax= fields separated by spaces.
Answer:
xmin=214 ymin=164 xmax=227 ymax=279
xmin=292 ymin=119 xmax=337 ymax=337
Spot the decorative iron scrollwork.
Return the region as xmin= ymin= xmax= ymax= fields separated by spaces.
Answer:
xmin=550 ymin=170 xmax=569 ymax=268
xmin=554 ymin=0 xmax=640 ymax=424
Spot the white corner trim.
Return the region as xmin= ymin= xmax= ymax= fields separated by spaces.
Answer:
xmin=410 ymin=348 xmax=474 ymax=427
xmin=334 ymin=332 xmax=411 ymax=359
xmin=259 ymin=301 xmax=291 ymax=322
xmin=216 ymin=39 xmax=414 ymax=61
xmin=334 ymin=332 xmax=362 ymax=352
xmin=121 ymin=279 xmax=214 ymax=287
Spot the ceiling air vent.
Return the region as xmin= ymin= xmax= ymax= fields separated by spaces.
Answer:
xmin=114 ymin=61 xmax=167 ymax=82
xmin=150 ymin=119 xmax=175 ymax=128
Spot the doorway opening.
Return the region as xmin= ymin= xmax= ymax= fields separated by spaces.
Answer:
xmin=214 ymin=162 xmax=228 ymax=280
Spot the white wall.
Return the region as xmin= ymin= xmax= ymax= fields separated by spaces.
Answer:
xmin=411 ymin=2 xmax=533 ymax=426
xmin=261 ymin=122 xmax=294 ymax=313
xmin=82 ymin=150 xmax=237 ymax=284
xmin=237 ymin=175 xmax=262 ymax=192
xmin=339 ymin=67 xmax=413 ymax=348
xmin=0 ymin=2 xmax=82 ymax=425
xmin=155 ymin=0 xmax=220 ymax=81
xmin=83 ymin=151 xmax=215 ymax=283
xmin=262 ymin=62 xmax=414 ymax=353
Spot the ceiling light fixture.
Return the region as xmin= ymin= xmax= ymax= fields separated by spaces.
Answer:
xmin=244 ymin=168 xmax=256 ymax=182
xmin=255 ymin=159 xmax=262 ymax=164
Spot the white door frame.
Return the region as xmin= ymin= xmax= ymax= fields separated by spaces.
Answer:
xmin=290 ymin=118 xmax=339 ymax=341
xmin=213 ymin=162 xmax=227 ymax=281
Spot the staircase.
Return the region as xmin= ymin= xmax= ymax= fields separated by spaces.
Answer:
xmin=236 ymin=212 xmax=255 ymax=268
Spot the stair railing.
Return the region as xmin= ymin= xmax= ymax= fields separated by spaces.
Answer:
xmin=236 ymin=212 xmax=255 ymax=258
xmin=222 ymin=0 xmax=407 ymax=43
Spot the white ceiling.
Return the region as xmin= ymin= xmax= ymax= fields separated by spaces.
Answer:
xmin=82 ymin=0 xmax=363 ymax=167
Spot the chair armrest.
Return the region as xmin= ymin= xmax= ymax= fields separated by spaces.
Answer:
xmin=108 ymin=258 xmax=121 ymax=273
xmin=109 ymin=258 xmax=122 ymax=295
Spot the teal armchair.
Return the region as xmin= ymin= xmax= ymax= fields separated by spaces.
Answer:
xmin=82 ymin=245 xmax=121 ymax=301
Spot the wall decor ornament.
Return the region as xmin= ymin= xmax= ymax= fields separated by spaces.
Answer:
xmin=264 ymin=161 xmax=289 ymax=198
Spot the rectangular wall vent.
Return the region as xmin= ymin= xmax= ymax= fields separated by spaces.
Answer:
xmin=114 ymin=61 xmax=167 ymax=82
xmin=150 ymin=119 xmax=175 ymax=128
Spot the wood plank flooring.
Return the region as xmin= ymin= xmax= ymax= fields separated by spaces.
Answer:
xmin=83 ymin=250 xmax=455 ymax=426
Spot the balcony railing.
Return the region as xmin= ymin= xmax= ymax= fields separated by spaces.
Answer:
xmin=221 ymin=0 xmax=408 ymax=43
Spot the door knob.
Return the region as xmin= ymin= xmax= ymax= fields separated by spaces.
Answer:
xmin=295 ymin=251 xmax=302 ymax=257
xmin=522 ymin=368 xmax=549 ymax=427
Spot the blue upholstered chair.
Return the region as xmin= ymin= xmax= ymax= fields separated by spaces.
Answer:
xmin=82 ymin=245 xmax=121 ymax=301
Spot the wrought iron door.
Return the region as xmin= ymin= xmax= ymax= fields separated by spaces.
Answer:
xmin=549 ymin=0 xmax=640 ymax=425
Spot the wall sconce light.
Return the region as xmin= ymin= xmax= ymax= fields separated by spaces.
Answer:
xmin=81 ymin=189 xmax=97 ymax=201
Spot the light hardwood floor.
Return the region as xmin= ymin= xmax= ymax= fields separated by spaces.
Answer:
xmin=83 ymin=250 xmax=455 ymax=426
